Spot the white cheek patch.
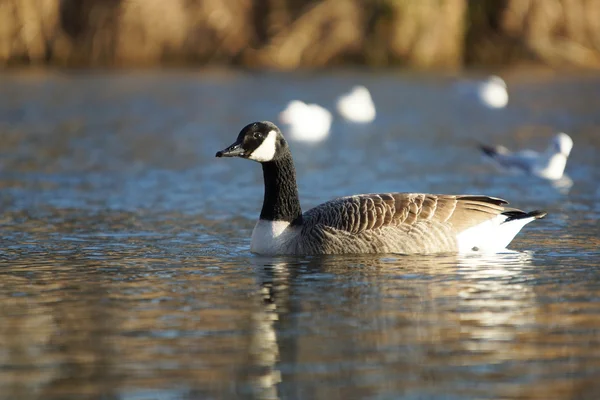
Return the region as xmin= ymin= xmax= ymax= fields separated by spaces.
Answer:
xmin=248 ymin=130 xmax=277 ymax=162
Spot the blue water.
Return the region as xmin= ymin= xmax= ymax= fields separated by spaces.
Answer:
xmin=0 ymin=70 xmax=599 ymax=399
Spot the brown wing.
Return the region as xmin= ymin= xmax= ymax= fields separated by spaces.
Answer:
xmin=302 ymin=193 xmax=513 ymax=234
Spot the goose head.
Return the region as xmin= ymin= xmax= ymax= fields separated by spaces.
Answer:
xmin=216 ymin=121 xmax=288 ymax=163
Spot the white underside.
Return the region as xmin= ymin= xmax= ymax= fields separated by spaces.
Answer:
xmin=456 ymin=214 xmax=536 ymax=253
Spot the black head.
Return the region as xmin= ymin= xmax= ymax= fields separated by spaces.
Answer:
xmin=216 ymin=121 xmax=288 ymax=162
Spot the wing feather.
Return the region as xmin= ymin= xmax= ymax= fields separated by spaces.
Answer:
xmin=302 ymin=193 xmax=514 ymax=235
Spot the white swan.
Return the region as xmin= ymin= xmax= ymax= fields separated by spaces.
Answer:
xmin=336 ymin=86 xmax=376 ymax=123
xmin=278 ymin=100 xmax=332 ymax=142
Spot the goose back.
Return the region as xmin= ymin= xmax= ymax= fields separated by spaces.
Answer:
xmin=296 ymin=193 xmax=511 ymax=254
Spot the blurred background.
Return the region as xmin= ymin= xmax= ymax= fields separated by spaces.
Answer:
xmin=2 ymin=0 xmax=600 ymax=70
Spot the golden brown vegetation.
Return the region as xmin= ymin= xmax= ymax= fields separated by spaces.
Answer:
xmin=1 ymin=0 xmax=599 ymax=69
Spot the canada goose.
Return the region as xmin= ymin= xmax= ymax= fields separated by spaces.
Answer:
xmin=216 ymin=121 xmax=547 ymax=255
xmin=336 ymin=85 xmax=376 ymax=123
xmin=480 ymin=132 xmax=573 ymax=180
xmin=278 ymin=100 xmax=332 ymax=142
xmin=456 ymin=75 xmax=508 ymax=109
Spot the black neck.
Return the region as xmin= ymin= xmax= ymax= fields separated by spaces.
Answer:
xmin=260 ymin=150 xmax=303 ymax=225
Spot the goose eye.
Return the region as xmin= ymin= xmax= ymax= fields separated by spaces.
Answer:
xmin=253 ymin=132 xmax=263 ymax=140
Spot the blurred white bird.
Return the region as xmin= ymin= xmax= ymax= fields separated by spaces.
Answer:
xmin=278 ymin=100 xmax=332 ymax=142
xmin=478 ymin=76 xmax=509 ymax=108
xmin=456 ymin=75 xmax=508 ymax=109
xmin=479 ymin=132 xmax=573 ymax=180
xmin=336 ymin=85 xmax=376 ymax=123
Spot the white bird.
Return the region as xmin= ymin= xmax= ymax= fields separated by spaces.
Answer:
xmin=278 ymin=100 xmax=331 ymax=142
xmin=336 ymin=85 xmax=376 ymax=123
xmin=478 ymin=76 xmax=509 ymax=109
xmin=215 ymin=121 xmax=547 ymax=256
xmin=480 ymin=133 xmax=574 ymax=181
xmin=456 ymin=75 xmax=508 ymax=109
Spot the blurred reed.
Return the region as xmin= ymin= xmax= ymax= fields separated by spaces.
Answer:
xmin=1 ymin=0 xmax=599 ymax=69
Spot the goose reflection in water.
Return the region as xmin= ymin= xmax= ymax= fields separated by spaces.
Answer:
xmin=245 ymin=251 xmax=538 ymax=399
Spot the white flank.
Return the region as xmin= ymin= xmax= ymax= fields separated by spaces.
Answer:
xmin=336 ymin=86 xmax=376 ymax=123
xmin=251 ymin=220 xmax=295 ymax=255
xmin=456 ymin=214 xmax=536 ymax=253
xmin=249 ymin=130 xmax=278 ymax=162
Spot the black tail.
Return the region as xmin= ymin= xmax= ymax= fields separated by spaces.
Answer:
xmin=503 ymin=210 xmax=548 ymax=222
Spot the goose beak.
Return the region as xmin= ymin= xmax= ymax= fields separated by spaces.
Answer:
xmin=216 ymin=141 xmax=244 ymax=158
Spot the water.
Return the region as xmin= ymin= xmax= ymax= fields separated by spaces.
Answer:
xmin=0 ymin=70 xmax=599 ymax=399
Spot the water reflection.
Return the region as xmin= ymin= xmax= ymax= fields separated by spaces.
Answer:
xmin=1 ymin=248 xmax=597 ymax=399
xmin=246 ymin=252 xmax=563 ymax=399
xmin=247 ymin=262 xmax=288 ymax=399
xmin=549 ymin=174 xmax=574 ymax=194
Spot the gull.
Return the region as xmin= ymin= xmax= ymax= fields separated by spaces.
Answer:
xmin=336 ymin=85 xmax=376 ymax=123
xmin=480 ymin=133 xmax=573 ymax=180
xmin=456 ymin=75 xmax=509 ymax=109
xmin=278 ymin=100 xmax=332 ymax=142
